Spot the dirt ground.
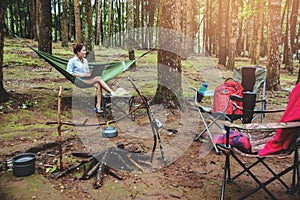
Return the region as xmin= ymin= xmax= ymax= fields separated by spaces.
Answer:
xmin=1 ymin=40 xmax=300 ymax=200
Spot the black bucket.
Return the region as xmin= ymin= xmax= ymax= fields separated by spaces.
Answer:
xmin=12 ymin=153 xmax=36 ymax=177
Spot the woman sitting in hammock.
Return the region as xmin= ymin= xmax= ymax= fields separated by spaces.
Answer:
xmin=66 ymin=43 xmax=116 ymax=114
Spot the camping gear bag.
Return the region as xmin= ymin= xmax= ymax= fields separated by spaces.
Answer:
xmin=212 ymin=79 xmax=244 ymax=115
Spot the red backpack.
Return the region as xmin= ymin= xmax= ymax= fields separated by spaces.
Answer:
xmin=212 ymin=79 xmax=244 ymax=115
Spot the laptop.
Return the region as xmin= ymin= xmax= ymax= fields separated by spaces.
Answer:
xmin=89 ymin=64 xmax=106 ymax=78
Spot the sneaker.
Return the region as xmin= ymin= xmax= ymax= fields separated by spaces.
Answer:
xmin=94 ymin=107 xmax=103 ymax=114
xmin=114 ymin=88 xmax=130 ymax=96
xmin=111 ymin=91 xmax=117 ymax=96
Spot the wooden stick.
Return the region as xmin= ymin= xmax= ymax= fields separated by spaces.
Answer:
xmin=106 ymin=167 xmax=124 ymax=180
xmin=57 ymin=86 xmax=63 ymax=170
xmin=127 ymin=154 xmax=144 ymax=172
xmin=86 ymin=161 xmax=100 ymax=179
xmin=55 ymin=157 xmax=93 ymax=179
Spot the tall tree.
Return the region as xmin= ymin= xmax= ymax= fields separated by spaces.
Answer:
xmin=148 ymin=0 xmax=156 ymax=48
xmin=290 ymin=0 xmax=299 ymax=54
xmin=95 ymin=0 xmax=103 ymax=45
xmin=82 ymin=0 xmax=94 ymax=59
xmin=74 ymin=0 xmax=82 ymax=43
xmin=283 ymin=0 xmax=293 ymax=73
xmin=267 ymin=0 xmax=282 ymax=90
xmin=153 ymin=0 xmax=182 ymax=108
xmin=30 ymin=0 xmax=37 ymax=39
xmin=0 ymin=0 xmax=9 ymax=102
xmin=227 ymin=0 xmax=238 ymax=69
xmin=36 ymin=0 xmax=41 ymax=39
xmin=107 ymin=0 xmax=113 ymax=47
xmin=116 ymin=0 xmax=122 ymax=47
xmin=53 ymin=0 xmax=58 ymax=42
xmin=38 ymin=0 xmax=52 ymax=53
xmin=61 ymin=0 xmax=68 ymax=47
xmin=251 ymin=0 xmax=265 ymax=65
xmin=218 ymin=0 xmax=227 ymax=66
xmin=236 ymin=0 xmax=245 ymax=56
xmin=126 ymin=0 xmax=136 ymax=64
xmin=182 ymin=0 xmax=197 ymax=58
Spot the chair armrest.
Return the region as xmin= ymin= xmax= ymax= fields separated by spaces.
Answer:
xmin=230 ymin=94 xmax=243 ymax=102
xmin=224 ymin=121 xmax=300 ymax=131
xmin=254 ymin=109 xmax=286 ymax=114
xmin=191 ymin=87 xmax=197 ymax=92
xmin=255 ymin=98 xmax=266 ymax=103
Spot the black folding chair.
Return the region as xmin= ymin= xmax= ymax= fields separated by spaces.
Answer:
xmin=218 ymin=122 xmax=300 ymax=199
xmin=193 ymin=66 xmax=267 ymax=153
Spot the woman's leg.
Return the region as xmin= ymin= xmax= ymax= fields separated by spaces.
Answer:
xmin=97 ymin=77 xmax=113 ymax=93
xmin=95 ymin=83 xmax=102 ymax=109
xmin=82 ymin=76 xmax=113 ymax=93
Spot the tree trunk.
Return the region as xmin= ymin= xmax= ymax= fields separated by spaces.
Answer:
xmin=30 ymin=0 xmax=37 ymax=39
xmin=82 ymin=0 xmax=94 ymax=60
xmin=126 ymin=0 xmax=136 ymax=65
xmin=116 ymin=0 xmax=122 ymax=47
xmin=204 ymin=0 xmax=209 ymax=54
xmin=148 ymin=0 xmax=156 ymax=48
xmin=38 ymin=0 xmax=52 ymax=53
xmin=61 ymin=0 xmax=68 ymax=47
xmin=218 ymin=0 xmax=227 ymax=66
xmin=8 ymin=1 xmax=14 ymax=36
xmin=53 ymin=0 xmax=58 ymax=42
xmin=57 ymin=0 xmax=62 ymax=41
xmin=290 ymin=0 xmax=299 ymax=54
xmin=153 ymin=0 xmax=182 ymax=109
xmin=251 ymin=0 xmax=265 ymax=65
xmin=68 ymin=0 xmax=74 ymax=40
xmin=36 ymin=0 xmax=41 ymax=39
xmin=15 ymin=0 xmax=20 ymax=36
xmin=227 ymin=0 xmax=238 ymax=69
xmin=267 ymin=0 xmax=282 ymax=90
xmin=107 ymin=0 xmax=113 ymax=47
xmin=183 ymin=0 xmax=196 ymax=58
xmin=236 ymin=0 xmax=244 ymax=56
xmin=250 ymin=2 xmax=256 ymax=63
xmin=135 ymin=0 xmax=140 ymax=44
xmin=95 ymin=0 xmax=102 ymax=45
xmin=283 ymin=0 xmax=293 ymax=74
xmin=141 ymin=0 xmax=145 ymax=47
xmin=74 ymin=0 xmax=82 ymax=43
xmin=0 ymin=0 xmax=9 ymax=102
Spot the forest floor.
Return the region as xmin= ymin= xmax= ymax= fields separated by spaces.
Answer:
xmin=1 ymin=37 xmax=300 ymax=200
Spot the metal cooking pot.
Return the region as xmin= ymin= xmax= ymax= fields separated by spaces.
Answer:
xmin=12 ymin=153 xmax=36 ymax=177
xmin=102 ymin=126 xmax=118 ymax=138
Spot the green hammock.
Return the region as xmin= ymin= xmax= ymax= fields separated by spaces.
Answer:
xmin=30 ymin=46 xmax=135 ymax=88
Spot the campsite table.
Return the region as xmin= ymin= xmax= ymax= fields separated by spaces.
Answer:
xmin=101 ymin=94 xmax=135 ymax=121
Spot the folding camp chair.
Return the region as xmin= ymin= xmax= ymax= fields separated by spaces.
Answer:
xmin=193 ymin=66 xmax=267 ymax=153
xmin=216 ymin=82 xmax=300 ymax=199
xmin=233 ymin=66 xmax=267 ymax=122
xmin=193 ymin=89 xmax=257 ymax=154
xmin=217 ymin=122 xmax=300 ymax=199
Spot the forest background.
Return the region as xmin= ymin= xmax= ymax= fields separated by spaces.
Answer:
xmin=0 ymin=0 xmax=300 ymax=104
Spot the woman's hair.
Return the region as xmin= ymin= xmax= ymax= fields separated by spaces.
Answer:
xmin=72 ymin=43 xmax=84 ymax=54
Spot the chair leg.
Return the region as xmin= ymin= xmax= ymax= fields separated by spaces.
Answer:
xmin=194 ymin=111 xmax=224 ymax=142
xmin=294 ymin=148 xmax=300 ymax=199
xmin=221 ymin=153 xmax=230 ymax=200
xmin=195 ymin=110 xmax=223 ymax=154
xmin=231 ymin=153 xmax=277 ymax=199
